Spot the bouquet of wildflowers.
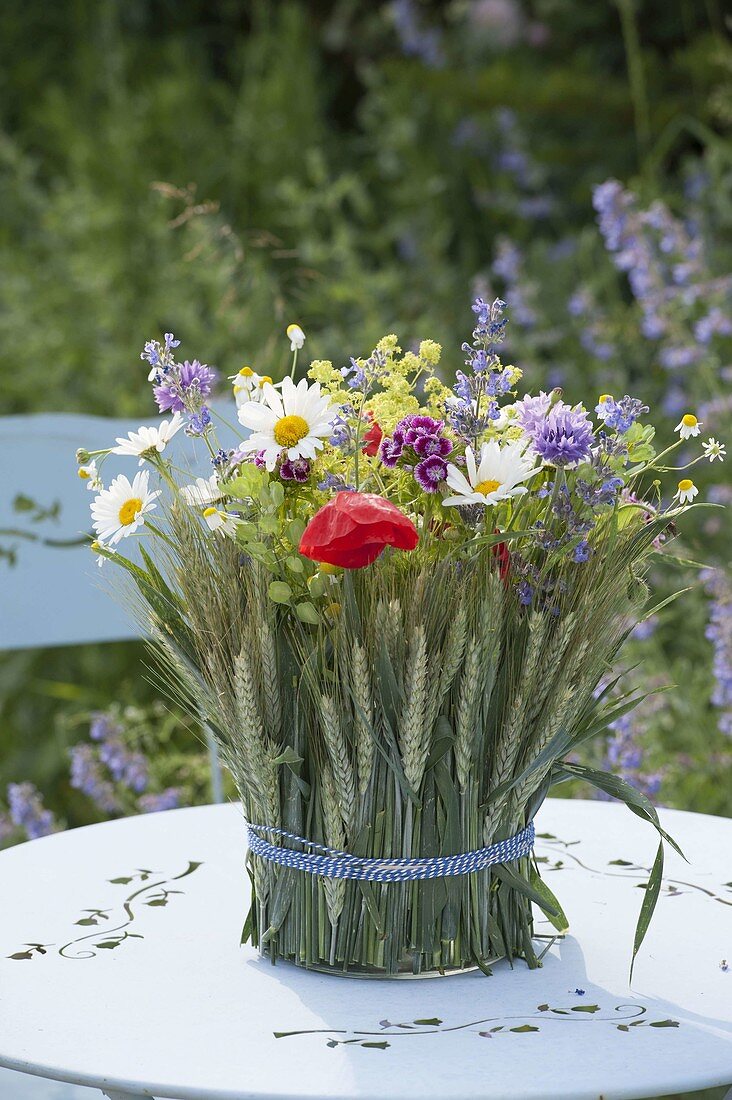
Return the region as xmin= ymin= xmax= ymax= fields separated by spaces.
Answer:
xmin=75 ymin=300 xmax=722 ymax=977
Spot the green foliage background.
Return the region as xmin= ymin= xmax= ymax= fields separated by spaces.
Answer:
xmin=1 ymin=0 xmax=730 ymax=831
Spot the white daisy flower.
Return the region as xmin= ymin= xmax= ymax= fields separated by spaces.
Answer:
xmin=237 ymin=376 xmax=337 ymax=472
xmin=674 ymin=479 xmax=698 ymax=505
xmin=202 ymin=507 xmax=239 ymax=537
xmin=180 ymin=474 xmax=222 ymax=507
xmin=442 ymin=440 xmax=539 ymax=508
xmin=286 ymin=323 xmax=306 ymax=351
xmin=112 ymin=412 xmax=185 ymax=465
xmin=675 ymin=413 xmax=702 ymax=439
xmin=77 ymin=462 xmax=102 ymax=491
xmin=90 ymin=539 xmax=115 ymax=568
xmin=90 ymin=471 xmax=161 ymax=546
xmin=702 ymin=437 xmax=726 ymax=463
xmin=229 ymin=366 xmax=279 ymax=409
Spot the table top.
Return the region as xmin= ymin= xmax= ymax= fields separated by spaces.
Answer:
xmin=0 ymin=799 xmax=730 ymax=1100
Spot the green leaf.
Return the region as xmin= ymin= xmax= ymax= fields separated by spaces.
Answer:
xmin=649 ymin=1019 xmax=679 ymax=1028
xmin=510 ymin=1024 xmax=539 ymax=1033
xmin=571 ymin=1004 xmax=600 ymax=1013
xmin=268 ymin=581 xmax=292 ymax=604
xmin=272 ymin=746 xmax=303 ymax=766
xmin=493 ymin=863 xmax=559 ymax=916
xmin=222 ymin=468 xmax=268 ymax=499
xmin=285 ymin=555 xmax=304 ymax=573
xmin=287 ymin=518 xmax=306 ymax=545
xmin=413 ymin=1018 xmax=442 ymax=1026
xmin=556 ymin=763 xmax=684 ymax=859
xmin=631 ymin=840 xmax=664 ymax=979
xmin=528 ymin=864 xmax=569 ymax=932
xmin=269 ymin=482 xmax=285 ymax=507
xmin=295 ymin=601 xmax=320 ymax=625
xmin=307 ymin=573 xmax=327 ymax=599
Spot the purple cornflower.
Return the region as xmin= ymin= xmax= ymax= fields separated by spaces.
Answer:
xmin=7 ymin=783 xmax=55 ymax=839
xmin=154 ymin=360 xmax=216 ymax=414
xmin=69 ymin=745 xmax=121 ymax=814
xmin=514 ymin=392 xmax=552 ymax=435
xmin=528 ymin=404 xmax=595 ymax=466
xmin=414 ymin=455 xmax=448 ymax=492
xmin=138 ymin=788 xmax=182 ymax=813
xmin=595 ymin=395 xmax=649 ymax=434
xmin=279 ymin=458 xmax=311 ymax=483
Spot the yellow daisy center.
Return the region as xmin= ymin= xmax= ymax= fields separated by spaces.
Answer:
xmin=274 ymin=414 xmax=309 ymax=447
xmin=681 ymin=414 xmax=697 ymax=427
xmin=78 ymin=468 xmax=90 ymax=479
xmin=118 ymin=498 xmax=142 ymax=526
xmin=678 ymin=479 xmax=693 ymax=492
xmin=598 ymin=394 xmax=612 ymax=404
xmin=239 ymin=367 xmax=254 ymax=377
xmin=474 ymin=479 xmax=501 ymax=497
xmin=259 ymin=375 xmax=273 ymax=387
xmin=203 ymin=507 xmax=218 ymax=518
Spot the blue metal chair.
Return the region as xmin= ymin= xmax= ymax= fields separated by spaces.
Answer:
xmin=0 ymin=405 xmax=240 ymax=802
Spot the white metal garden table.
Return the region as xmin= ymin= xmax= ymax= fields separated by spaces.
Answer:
xmin=0 ymin=799 xmax=730 ymax=1100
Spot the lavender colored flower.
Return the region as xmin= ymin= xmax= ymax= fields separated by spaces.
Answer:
xmin=695 ymin=307 xmax=732 ymax=345
xmin=518 ymin=580 xmax=534 ymax=605
xmin=595 ymin=395 xmax=649 ymax=434
xmin=279 ymin=458 xmax=311 ymax=483
xmin=98 ymin=739 xmax=148 ymax=794
xmin=186 ymin=406 xmax=212 ymax=436
xmin=7 ymin=782 xmax=55 ymax=839
xmin=573 ymin=540 xmax=591 ymax=563
xmin=154 ymin=360 xmax=216 ymax=414
xmin=392 ymin=0 xmax=445 ymax=68
xmin=90 ymin=711 xmax=120 ymax=742
xmin=414 ymin=455 xmax=448 ymax=492
xmin=702 ymin=568 xmax=732 ymax=737
xmin=317 ymin=473 xmax=355 ymax=492
xmin=138 ymin=788 xmax=182 ymax=813
xmin=514 ymin=391 xmax=552 ymax=435
xmin=528 ymin=403 xmax=595 ymax=466
xmin=69 ymin=744 xmax=120 ymax=814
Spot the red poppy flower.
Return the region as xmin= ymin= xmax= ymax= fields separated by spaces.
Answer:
xmin=299 ymin=492 xmax=419 ymax=569
xmin=492 ymin=531 xmax=511 ymax=583
xmin=362 ymin=418 xmax=383 ymax=457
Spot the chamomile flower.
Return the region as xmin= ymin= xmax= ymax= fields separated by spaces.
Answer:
xmin=702 ymin=437 xmax=726 ymax=463
xmin=112 ymin=412 xmax=185 ymax=465
xmin=442 ymin=439 xmax=539 ymax=508
xmin=77 ymin=462 xmax=102 ymax=491
xmin=202 ymin=507 xmax=239 ymax=537
xmin=180 ymin=474 xmax=222 ymax=507
xmin=287 ymin=324 xmax=306 ymax=351
xmin=674 ymin=479 xmax=698 ymax=505
xmin=90 ymin=471 xmax=161 ymax=546
xmin=675 ymin=413 xmax=702 ymax=440
xmin=90 ymin=539 xmax=115 ymax=568
xmin=229 ymin=367 xmax=277 ymax=409
xmin=237 ymin=376 xmax=337 ymax=472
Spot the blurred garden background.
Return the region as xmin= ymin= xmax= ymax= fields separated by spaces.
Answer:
xmin=1 ymin=0 xmax=731 ymax=844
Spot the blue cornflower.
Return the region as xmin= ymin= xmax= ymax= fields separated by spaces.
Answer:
xmin=529 ymin=403 xmax=595 ymax=467
xmin=518 ymin=580 xmax=534 ymax=606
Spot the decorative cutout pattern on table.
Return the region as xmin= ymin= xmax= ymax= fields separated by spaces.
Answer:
xmin=535 ymin=831 xmax=732 ymax=907
xmin=274 ymin=1003 xmax=680 ymax=1050
xmin=6 ymin=860 xmax=202 ymax=961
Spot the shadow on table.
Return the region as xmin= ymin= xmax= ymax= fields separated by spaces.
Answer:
xmin=241 ymin=934 xmax=732 ymax=1098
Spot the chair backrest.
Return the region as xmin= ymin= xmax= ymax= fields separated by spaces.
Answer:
xmin=0 ymin=403 xmax=239 ymax=650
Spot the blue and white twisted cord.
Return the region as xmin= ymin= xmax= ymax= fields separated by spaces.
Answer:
xmin=245 ymin=821 xmax=535 ymax=882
